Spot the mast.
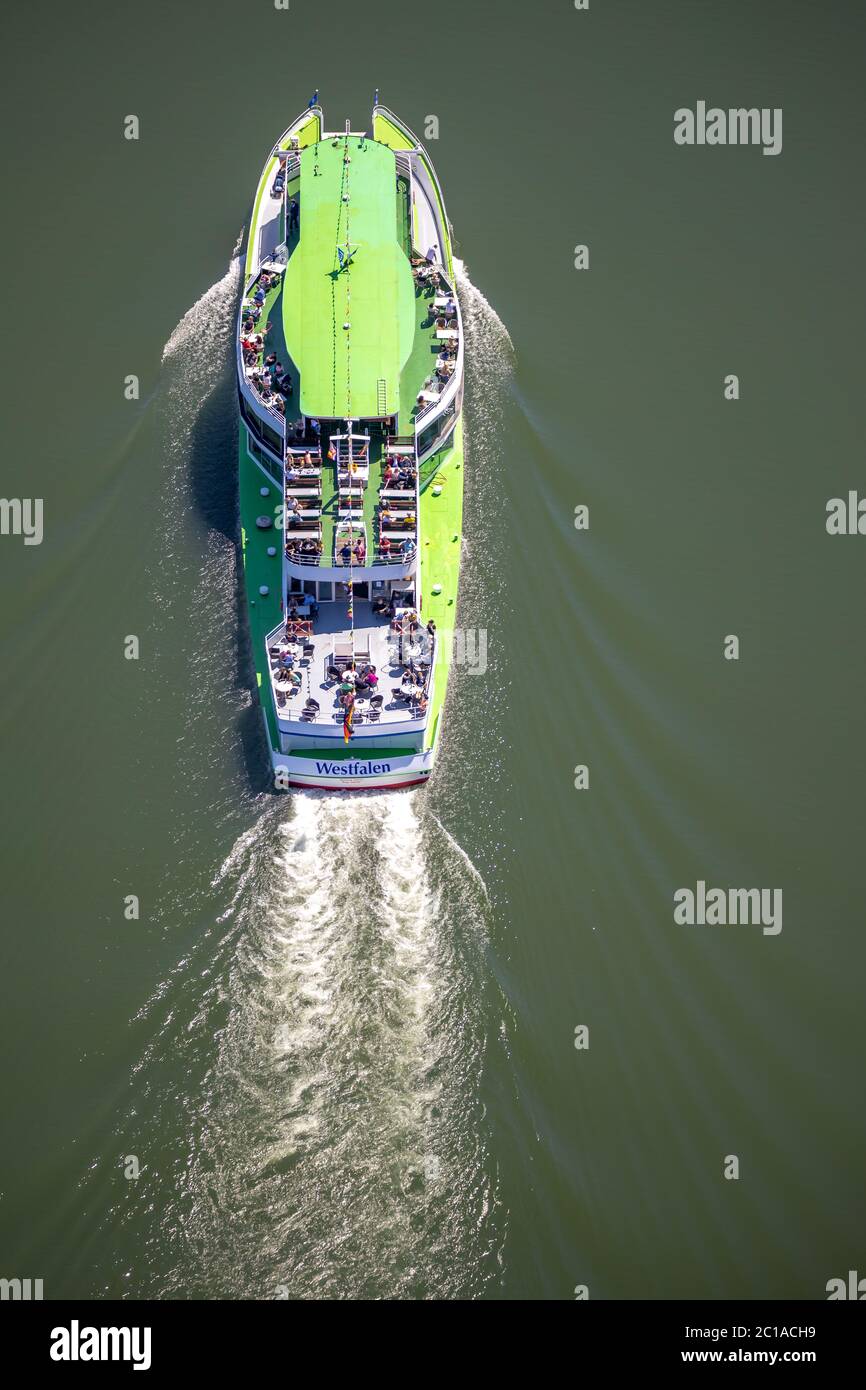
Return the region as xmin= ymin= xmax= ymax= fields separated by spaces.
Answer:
xmin=342 ymin=121 xmax=355 ymax=670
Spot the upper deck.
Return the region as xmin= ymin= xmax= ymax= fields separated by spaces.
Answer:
xmin=282 ymin=136 xmax=415 ymax=419
xmin=238 ymin=103 xmax=464 ymax=473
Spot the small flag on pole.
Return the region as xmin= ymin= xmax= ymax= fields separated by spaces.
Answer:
xmin=343 ymin=695 xmax=354 ymax=744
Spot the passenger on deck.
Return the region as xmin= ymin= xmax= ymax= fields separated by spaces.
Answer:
xmin=380 ymin=535 xmax=391 ymax=556
xmin=254 ymin=287 xmax=265 ymax=307
xmin=365 ymin=667 xmax=378 ymax=690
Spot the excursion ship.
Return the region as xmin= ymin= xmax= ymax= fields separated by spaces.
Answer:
xmin=237 ymin=95 xmax=464 ymax=790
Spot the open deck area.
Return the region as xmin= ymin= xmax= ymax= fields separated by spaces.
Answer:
xmin=284 ymin=432 xmax=417 ymax=568
xmin=238 ymin=142 xmax=457 ymax=443
xmin=265 ymin=600 xmax=434 ymax=733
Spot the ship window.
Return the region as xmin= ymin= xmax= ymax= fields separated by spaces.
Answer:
xmin=317 ymin=582 xmax=333 ymax=601
xmin=289 ymin=577 xmax=303 ymax=594
xmin=262 ymin=423 xmax=282 ymax=455
xmin=303 ymin=580 xmax=316 ymax=598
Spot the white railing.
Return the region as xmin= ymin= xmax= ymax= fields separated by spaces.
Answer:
xmin=412 ymin=265 xmax=463 ymax=451
xmin=284 ymin=544 xmax=417 ymax=569
xmin=237 ymin=269 xmax=288 ymax=441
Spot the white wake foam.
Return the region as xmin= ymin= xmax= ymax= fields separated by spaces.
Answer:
xmin=162 ymin=230 xmax=244 ymax=363
xmin=454 ymin=256 xmax=515 ymax=358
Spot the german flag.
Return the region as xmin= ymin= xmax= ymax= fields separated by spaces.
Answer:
xmin=343 ymin=695 xmax=354 ymax=744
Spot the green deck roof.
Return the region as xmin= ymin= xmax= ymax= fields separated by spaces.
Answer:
xmin=282 ymin=136 xmax=415 ymax=419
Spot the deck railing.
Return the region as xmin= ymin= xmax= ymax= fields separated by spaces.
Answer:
xmin=414 ymin=271 xmax=463 ymax=445
xmin=284 ymin=545 xmax=418 ymax=568
xmin=237 ymin=268 xmax=289 ymax=438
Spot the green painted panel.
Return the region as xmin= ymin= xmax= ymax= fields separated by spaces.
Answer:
xmin=282 ymin=136 xmax=415 ymax=418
